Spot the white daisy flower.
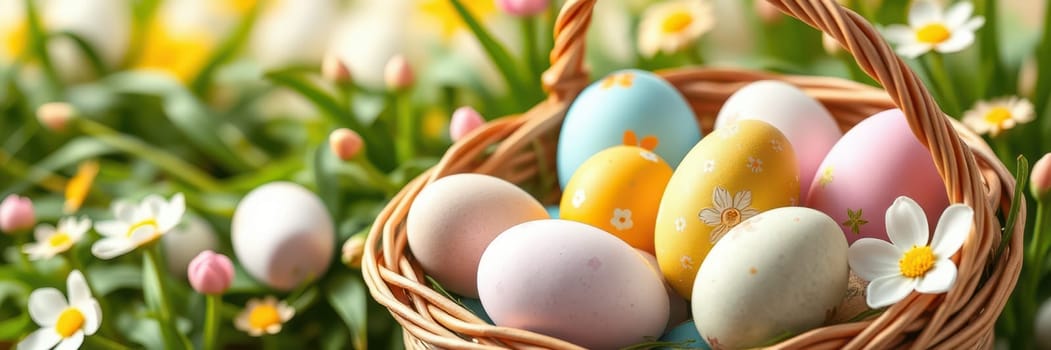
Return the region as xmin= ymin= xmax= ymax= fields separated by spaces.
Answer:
xmin=22 ymin=217 xmax=92 ymax=261
xmin=699 ymin=187 xmax=759 ymax=242
xmin=91 ymin=193 xmax=185 ymax=259
xmin=18 ymin=270 xmax=101 ymax=350
xmin=848 ymin=196 xmax=973 ymax=308
xmin=961 ymin=96 xmax=1035 ymax=137
xmin=610 ymin=209 xmax=634 ymax=231
xmin=882 ymin=0 xmax=984 ymax=58
xmin=235 ymin=296 xmax=295 ymax=337
xmin=636 ymin=0 xmax=714 ymax=58
xmin=572 ymin=190 xmax=586 ymax=209
xmin=674 ymin=217 xmax=686 ymax=232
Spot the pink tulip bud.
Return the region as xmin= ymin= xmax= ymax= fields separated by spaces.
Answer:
xmin=0 ymin=195 xmax=35 ymax=234
xmin=341 ymin=233 xmax=366 ymax=269
xmin=188 ymin=250 xmax=235 ymax=295
xmin=322 ymin=53 xmax=352 ymax=84
xmin=1032 ymin=153 xmax=1051 ymax=201
xmin=496 ymin=0 xmax=548 ymax=16
xmin=384 ymin=55 xmax=414 ymax=91
xmin=329 ymin=128 xmax=364 ymax=161
xmin=449 ymin=107 xmax=485 ymax=141
xmin=36 ymin=102 xmax=75 ymax=131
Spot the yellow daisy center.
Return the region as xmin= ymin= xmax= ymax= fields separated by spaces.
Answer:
xmin=55 ymin=308 xmax=85 ymax=338
xmin=661 ymin=11 xmax=694 ymax=34
xmin=915 ymin=23 xmax=951 ymax=44
xmin=248 ymin=304 xmax=282 ymax=331
xmin=899 ymin=245 xmax=936 ymax=278
xmin=136 ymin=22 xmax=213 ymax=83
xmin=48 ymin=232 xmax=73 ymax=248
xmin=126 ymin=218 xmax=159 ymax=238
xmin=2 ymin=20 xmax=29 ymax=60
xmin=418 ymin=0 xmax=496 ymax=40
xmin=982 ymin=106 xmax=1012 ymax=125
xmin=720 ymin=208 xmax=742 ymax=227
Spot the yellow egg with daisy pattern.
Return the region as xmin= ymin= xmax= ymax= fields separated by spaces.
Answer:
xmin=655 ymin=120 xmax=799 ymax=299
xmin=559 ymin=131 xmax=674 ymax=254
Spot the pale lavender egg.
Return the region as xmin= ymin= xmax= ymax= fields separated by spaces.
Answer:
xmin=805 ymin=109 xmax=949 ymax=244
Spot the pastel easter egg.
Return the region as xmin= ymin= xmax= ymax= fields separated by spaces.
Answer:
xmin=560 ymin=145 xmax=673 ymax=253
xmin=557 ymin=69 xmax=701 ymax=189
xmin=637 ymin=249 xmax=690 ymax=330
xmin=692 ymin=207 xmax=848 ymax=349
xmin=655 ymin=120 xmax=799 ymax=298
xmin=546 ymin=205 xmax=560 ymax=219
xmin=477 ymin=219 xmax=669 ymax=349
xmin=806 ymin=109 xmax=949 ymax=244
xmin=407 ymin=174 xmax=549 ymax=297
xmin=659 ymin=321 xmax=711 ymax=350
xmin=232 ymin=182 xmax=334 ymax=291
xmin=714 ymin=80 xmax=842 ymax=200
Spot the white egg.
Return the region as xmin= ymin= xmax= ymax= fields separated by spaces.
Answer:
xmin=162 ymin=214 xmax=218 ymax=278
xmin=1037 ymin=298 xmax=1051 ymax=349
xmin=714 ymin=80 xmax=842 ymax=200
xmin=232 ymin=182 xmax=335 ymax=291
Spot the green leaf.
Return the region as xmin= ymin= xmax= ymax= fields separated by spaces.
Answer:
xmin=143 ymin=250 xmax=192 ymax=350
xmin=0 ymin=280 xmax=31 ymax=340
xmin=448 ymin=0 xmax=537 ymax=108
xmin=49 ymin=31 xmax=109 ymax=76
xmin=325 ymin=273 xmax=368 ymax=350
xmin=1 ymin=137 xmax=116 ymax=198
xmin=86 ymin=264 xmax=143 ymax=296
xmin=315 ymin=144 xmax=343 ymax=217
xmin=996 ymin=155 xmax=1029 ymax=261
xmin=189 ymin=1 xmax=261 ymax=95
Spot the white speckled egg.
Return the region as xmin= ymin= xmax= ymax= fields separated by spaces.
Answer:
xmin=477 ymin=219 xmax=669 ymax=349
xmin=407 ymin=173 xmax=548 ymax=297
xmin=714 ymin=80 xmax=842 ymax=200
xmin=692 ymin=207 xmax=848 ymax=349
xmin=232 ymin=182 xmax=334 ymax=291
xmin=557 ymin=69 xmax=701 ymax=188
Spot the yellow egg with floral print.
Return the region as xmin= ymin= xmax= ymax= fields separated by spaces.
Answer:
xmin=560 ymin=132 xmax=673 ymax=253
xmin=655 ymin=120 xmax=799 ymax=299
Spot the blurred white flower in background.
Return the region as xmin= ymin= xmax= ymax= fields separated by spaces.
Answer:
xmin=250 ymin=0 xmax=341 ymax=70
xmin=883 ymin=0 xmax=984 ymax=59
xmin=135 ymin=0 xmax=256 ymax=82
xmin=637 ymin=0 xmax=715 ymax=58
xmin=329 ymin=0 xmax=416 ymax=90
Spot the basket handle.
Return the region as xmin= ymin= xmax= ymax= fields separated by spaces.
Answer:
xmin=541 ymin=0 xmax=989 ymax=212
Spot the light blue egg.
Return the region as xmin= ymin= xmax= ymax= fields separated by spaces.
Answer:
xmin=659 ymin=320 xmax=710 ymax=350
xmin=460 ymin=297 xmax=494 ymax=325
xmin=556 ymin=69 xmax=701 ymax=188
xmin=545 ymin=205 xmax=560 ymax=219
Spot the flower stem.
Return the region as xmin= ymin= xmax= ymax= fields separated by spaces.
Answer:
xmin=924 ymin=53 xmax=962 ymax=118
xmin=351 ymin=156 xmax=399 ymax=196
xmin=992 ymin=136 xmax=1013 ymax=168
xmin=15 ymin=234 xmax=32 ymax=269
xmin=394 ymin=91 xmax=416 ymax=163
xmin=144 ymin=246 xmax=187 ymax=349
xmin=520 ymin=17 xmax=540 ymax=82
xmin=74 ymin=118 xmax=222 ymax=191
xmin=203 ymin=294 xmax=221 ymax=350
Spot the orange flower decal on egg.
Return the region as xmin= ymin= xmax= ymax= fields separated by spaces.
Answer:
xmin=623 ymin=130 xmax=659 ymax=150
xmin=601 ymin=72 xmax=635 ymax=89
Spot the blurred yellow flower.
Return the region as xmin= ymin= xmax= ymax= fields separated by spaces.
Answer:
xmin=1 ymin=20 xmax=28 ymax=61
xmin=135 ymin=22 xmax=214 ymax=83
xmin=418 ymin=0 xmax=496 ymax=39
xmin=212 ymin=0 xmax=261 ymax=16
xmin=637 ymin=0 xmax=715 ymax=58
xmin=423 ymin=109 xmax=448 ymax=140
xmin=64 ymin=160 xmax=98 ymax=214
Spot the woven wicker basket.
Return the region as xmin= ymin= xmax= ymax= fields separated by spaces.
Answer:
xmin=362 ymin=0 xmax=1026 ymax=348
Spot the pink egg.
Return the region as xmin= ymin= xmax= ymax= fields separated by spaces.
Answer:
xmin=806 ymin=109 xmax=949 ymax=244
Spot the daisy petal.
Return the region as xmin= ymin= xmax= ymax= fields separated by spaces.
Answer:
xmin=91 ymin=238 xmax=136 ymax=260
xmin=916 ymin=259 xmax=958 ymax=293
xmin=94 ymin=220 xmax=127 ymax=238
xmin=81 ymin=300 xmax=102 ymax=335
xmin=885 ymin=197 xmax=929 ymax=248
xmin=17 ymin=328 xmax=62 ymax=350
xmin=882 ymin=25 xmax=915 ymax=44
xmin=897 ymin=43 xmax=933 ymax=59
xmin=908 ymin=0 xmax=941 ymax=27
xmin=54 ymin=331 xmax=84 ymax=350
xmin=28 ymin=289 xmax=67 ymax=326
xmin=962 ymin=16 xmax=985 ymax=32
xmin=848 ymin=239 xmax=902 ymax=281
xmin=157 ymin=193 xmax=186 ymax=232
xmin=930 ymin=204 xmax=973 ymax=257
xmin=67 ymin=271 xmax=91 ymax=307
xmin=713 ymin=187 xmax=731 ymax=210
xmin=128 ymin=225 xmax=157 ymax=244
xmin=33 ymin=225 xmax=56 ymax=243
xmin=943 ymin=1 xmax=974 ymax=28
xmin=112 ymin=200 xmax=138 ymax=222
xmin=141 ymin=194 xmax=168 ymax=218
xmin=935 ymin=30 xmax=974 ymax=54
xmin=699 ymin=209 xmax=721 ymax=225
xmin=71 ymin=217 xmax=92 ymax=237
xmin=866 ymin=274 xmax=917 ymax=308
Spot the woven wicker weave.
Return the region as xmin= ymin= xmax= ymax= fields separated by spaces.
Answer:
xmin=361 ymin=0 xmax=1026 ymax=348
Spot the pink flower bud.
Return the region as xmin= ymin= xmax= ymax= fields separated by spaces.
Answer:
xmin=384 ymin=55 xmax=414 ymax=91
xmin=341 ymin=233 xmax=366 ymax=269
xmin=322 ymin=53 xmax=352 ymax=84
xmin=1032 ymin=153 xmax=1051 ymax=201
xmin=0 ymin=195 xmax=35 ymax=234
xmin=449 ymin=106 xmax=485 ymax=141
xmin=188 ymin=250 xmax=235 ymax=295
xmin=329 ymin=128 xmax=364 ymax=161
xmin=496 ymin=0 xmax=548 ymax=16
xmin=36 ymin=102 xmax=75 ymax=131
